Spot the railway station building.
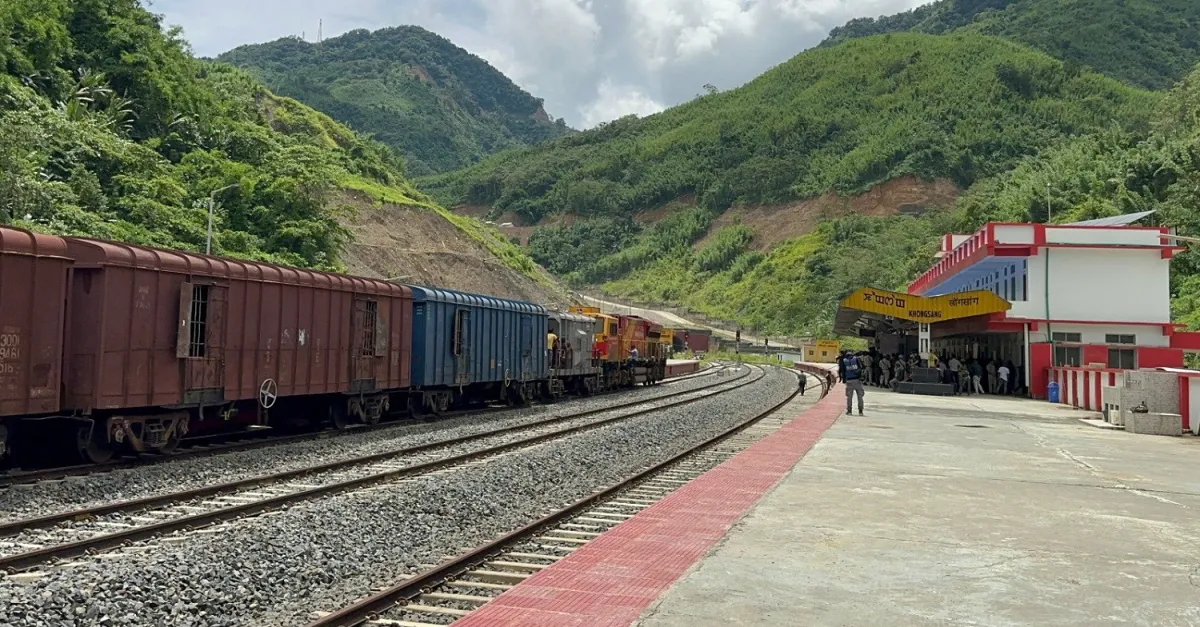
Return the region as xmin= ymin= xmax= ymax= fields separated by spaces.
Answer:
xmin=835 ymin=214 xmax=1200 ymax=422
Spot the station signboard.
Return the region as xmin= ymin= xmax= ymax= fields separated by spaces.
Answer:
xmin=840 ymin=288 xmax=1011 ymax=323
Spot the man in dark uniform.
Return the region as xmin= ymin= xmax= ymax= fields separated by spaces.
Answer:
xmin=841 ymin=351 xmax=866 ymax=415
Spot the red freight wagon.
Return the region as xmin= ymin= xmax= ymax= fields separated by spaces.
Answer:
xmin=0 ymin=228 xmax=72 ymax=458
xmin=0 ymin=225 xmax=413 ymax=464
xmin=57 ymin=235 xmax=413 ymax=460
xmin=683 ymin=329 xmax=710 ymax=353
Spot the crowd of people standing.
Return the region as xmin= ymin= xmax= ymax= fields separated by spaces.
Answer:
xmin=838 ymin=349 xmax=1026 ymax=397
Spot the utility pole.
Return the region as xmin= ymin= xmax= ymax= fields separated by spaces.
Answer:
xmin=206 ymin=183 xmax=240 ymax=255
xmin=1046 ymin=183 xmax=1052 ymax=224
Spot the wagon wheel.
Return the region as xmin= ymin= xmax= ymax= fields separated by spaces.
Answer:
xmin=330 ymin=405 xmax=353 ymax=430
xmin=77 ymin=423 xmax=114 ymax=465
xmin=258 ymin=378 xmax=278 ymax=409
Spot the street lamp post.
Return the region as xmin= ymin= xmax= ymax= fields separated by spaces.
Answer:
xmin=206 ymin=183 xmax=240 ymax=255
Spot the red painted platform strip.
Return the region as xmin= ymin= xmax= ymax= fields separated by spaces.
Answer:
xmin=455 ymin=382 xmax=845 ymax=627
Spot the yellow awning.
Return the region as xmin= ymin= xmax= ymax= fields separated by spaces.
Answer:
xmin=838 ymin=288 xmax=1011 ymax=324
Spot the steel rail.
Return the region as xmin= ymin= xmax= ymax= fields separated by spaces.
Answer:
xmin=0 ymin=365 xmax=737 ymax=539
xmin=0 ymin=364 xmax=722 ymax=488
xmin=305 ymin=367 xmax=822 ymax=627
xmin=0 ymin=366 xmax=761 ymax=573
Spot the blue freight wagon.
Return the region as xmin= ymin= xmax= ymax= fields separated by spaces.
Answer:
xmin=408 ymin=286 xmax=548 ymax=412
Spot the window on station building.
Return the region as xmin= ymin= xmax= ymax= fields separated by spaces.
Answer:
xmin=1021 ymin=261 xmax=1028 ymax=301
xmin=1105 ymin=334 xmax=1136 ymax=345
xmin=1052 ymin=332 xmax=1082 ymax=343
xmin=1054 ymin=345 xmax=1082 ymax=367
xmin=1108 ymin=348 xmax=1136 ymax=369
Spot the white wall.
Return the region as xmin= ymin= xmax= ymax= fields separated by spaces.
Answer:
xmin=1027 ymin=322 xmax=1169 ymax=346
xmin=993 ymin=224 xmax=1035 ymax=244
xmin=1045 ymin=248 xmax=1169 ymax=323
xmin=1011 ymin=249 xmax=1169 ymax=325
xmin=1046 ymin=227 xmax=1161 ymax=246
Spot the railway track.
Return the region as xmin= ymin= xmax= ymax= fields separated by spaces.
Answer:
xmin=0 ymin=364 xmax=757 ymax=575
xmin=306 ymin=367 xmax=824 ymax=627
xmin=0 ymin=364 xmax=721 ymax=488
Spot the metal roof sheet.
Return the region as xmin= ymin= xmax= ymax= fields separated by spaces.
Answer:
xmin=408 ymin=286 xmax=546 ymax=314
xmin=60 ymin=234 xmax=409 ymax=297
xmin=1064 ymin=210 xmax=1156 ymax=227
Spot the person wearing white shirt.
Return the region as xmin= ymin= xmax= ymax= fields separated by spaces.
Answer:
xmin=997 ymin=363 xmax=1011 ymax=395
xmin=947 ymin=356 xmax=961 ymax=389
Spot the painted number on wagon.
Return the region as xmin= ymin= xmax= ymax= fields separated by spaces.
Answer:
xmin=0 ymin=332 xmax=20 ymax=361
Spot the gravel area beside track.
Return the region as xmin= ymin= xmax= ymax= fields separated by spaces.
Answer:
xmin=0 ymin=366 xmax=796 ymax=627
xmin=0 ymin=368 xmax=726 ymax=524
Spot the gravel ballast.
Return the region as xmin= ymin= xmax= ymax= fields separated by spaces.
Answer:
xmin=0 ymin=366 xmax=799 ymax=627
xmin=0 ymin=367 xmax=729 ymax=524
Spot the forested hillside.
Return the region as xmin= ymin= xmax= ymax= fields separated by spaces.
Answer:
xmin=219 ymin=27 xmax=571 ymax=176
xmin=422 ymin=34 xmax=1153 ymax=227
xmin=0 ymin=0 xmax=555 ymax=301
xmin=956 ymin=65 xmax=1200 ymax=326
xmin=422 ymin=29 xmax=1187 ymax=337
xmin=590 ymin=65 xmax=1200 ymax=338
xmin=822 ymin=0 xmax=1200 ymax=90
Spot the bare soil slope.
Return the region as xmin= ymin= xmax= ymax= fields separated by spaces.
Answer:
xmin=336 ymin=192 xmax=572 ymax=307
xmin=699 ymin=177 xmax=960 ymax=251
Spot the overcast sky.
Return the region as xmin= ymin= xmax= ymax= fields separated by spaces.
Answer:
xmin=156 ymin=0 xmax=927 ymax=128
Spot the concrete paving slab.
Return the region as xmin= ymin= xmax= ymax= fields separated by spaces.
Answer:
xmin=638 ymin=389 xmax=1200 ymax=627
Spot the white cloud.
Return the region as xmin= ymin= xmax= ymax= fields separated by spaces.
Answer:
xmin=155 ymin=0 xmax=928 ymax=128
xmin=580 ymin=80 xmax=666 ymax=128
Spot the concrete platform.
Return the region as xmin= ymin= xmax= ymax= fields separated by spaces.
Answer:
xmin=459 ymin=385 xmax=1200 ymax=627
xmin=665 ymin=359 xmax=701 ymax=377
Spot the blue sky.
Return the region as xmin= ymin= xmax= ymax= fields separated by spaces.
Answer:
xmin=155 ymin=0 xmax=927 ymax=128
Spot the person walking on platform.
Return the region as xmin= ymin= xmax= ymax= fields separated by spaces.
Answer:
xmin=957 ymin=361 xmax=971 ymax=395
xmin=969 ymin=359 xmax=984 ymax=395
xmin=879 ymin=355 xmax=891 ymax=388
xmin=986 ymin=360 xmax=998 ymax=394
xmin=998 ymin=361 xmax=1011 ymax=396
xmin=861 ymin=352 xmax=874 ymax=386
xmin=948 ymin=355 xmax=961 ymax=390
xmin=798 ymin=373 xmax=808 ymax=396
xmin=841 ymin=352 xmax=866 ymax=416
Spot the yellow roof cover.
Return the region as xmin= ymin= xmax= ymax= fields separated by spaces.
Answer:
xmin=840 ymin=288 xmax=1011 ymax=323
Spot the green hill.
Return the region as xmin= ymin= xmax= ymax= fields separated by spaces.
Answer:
xmin=822 ymin=0 xmax=1200 ymax=90
xmin=219 ymin=26 xmax=572 ymax=177
xmin=419 ymin=33 xmax=1158 ymax=336
xmin=422 ymin=34 xmax=1154 ymax=226
xmin=0 ymin=0 xmax=546 ymax=287
xmin=954 ymin=64 xmax=1200 ymax=326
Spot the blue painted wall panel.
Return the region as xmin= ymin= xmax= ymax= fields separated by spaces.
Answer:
xmin=409 ymin=287 xmax=548 ymax=388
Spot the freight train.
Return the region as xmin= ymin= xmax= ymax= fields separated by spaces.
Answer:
xmin=0 ymin=226 xmax=668 ymax=466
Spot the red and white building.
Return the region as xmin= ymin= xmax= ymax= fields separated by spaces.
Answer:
xmin=907 ymin=217 xmax=1200 ymax=418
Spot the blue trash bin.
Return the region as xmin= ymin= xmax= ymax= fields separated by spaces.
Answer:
xmin=1047 ymin=381 xmax=1060 ymax=403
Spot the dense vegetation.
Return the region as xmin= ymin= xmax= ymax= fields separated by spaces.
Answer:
xmin=0 ymin=0 xmax=423 ymax=268
xmin=822 ymin=0 xmax=1200 ymax=90
xmin=421 ymin=34 xmax=1155 ymax=226
xmin=0 ymin=0 xmax=544 ymax=284
xmin=956 ymin=64 xmax=1200 ymax=326
xmin=219 ymin=27 xmax=571 ymax=176
xmin=589 ymin=63 xmax=1200 ymax=337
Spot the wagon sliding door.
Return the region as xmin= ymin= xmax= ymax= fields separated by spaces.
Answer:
xmin=520 ymin=315 xmax=533 ymax=380
xmin=176 ymin=282 xmax=227 ymax=404
xmin=351 ymin=297 xmax=385 ymax=392
xmin=453 ymin=308 xmax=470 ymax=385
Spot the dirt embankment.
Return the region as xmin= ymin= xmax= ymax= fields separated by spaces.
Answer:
xmin=336 ymin=191 xmax=572 ymax=307
xmin=452 ymin=178 xmax=958 ymax=251
xmin=698 ymin=176 xmax=960 ymax=250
